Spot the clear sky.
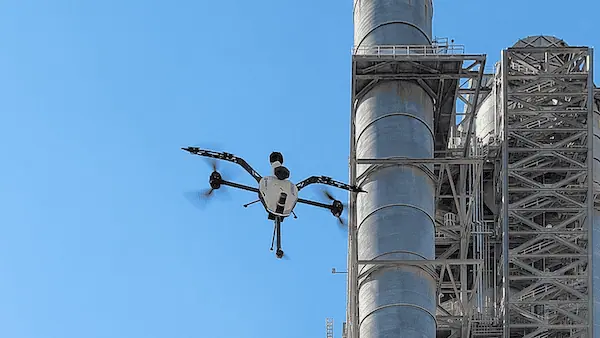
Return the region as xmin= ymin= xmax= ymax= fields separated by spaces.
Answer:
xmin=0 ymin=1 xmax=598 ymax=338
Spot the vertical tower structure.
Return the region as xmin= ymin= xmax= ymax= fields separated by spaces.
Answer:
xmin=348 ymin=0 xmax=488 ymax=336
xmin=346 ymin=7 xmax=598 ymax=336
xmin=500 ymin=36 xmax=594 ymax=337
xmin=352 ymin=1 xmax=436 ymax=337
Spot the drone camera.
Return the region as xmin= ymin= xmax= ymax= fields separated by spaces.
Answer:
xmin=277 ymin=193 xmax=288 ymax=206
xmin=275 ymin=192 xmax=288 ymax=214
xmin=274 ymin=166 xmax=290 ymax=180
xmin=270 ymin=151 xmax=290 ymax=180
xmin=269 ymin=152 xmax=284 ymax=164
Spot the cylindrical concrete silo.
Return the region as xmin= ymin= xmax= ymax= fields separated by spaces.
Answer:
xmin=353 ymin=1 xmax=437 ymax=337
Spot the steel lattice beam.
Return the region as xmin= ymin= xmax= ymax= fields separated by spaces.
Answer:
xmin=348 ymin=43 xmax=490 ymax=338
xmin=500 ymin=46 xmax=594 ymax=338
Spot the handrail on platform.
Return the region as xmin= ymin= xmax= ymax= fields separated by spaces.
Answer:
xmin=352 ymin=44 xmax=466 ymax=56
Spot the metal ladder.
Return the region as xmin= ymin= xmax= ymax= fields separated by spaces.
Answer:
xmin=326 ymin=318 xmax=334 ymax=338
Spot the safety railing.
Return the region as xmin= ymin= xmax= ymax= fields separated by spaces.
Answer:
xmin=352 ymin=44 xmax=466 ymax=56
xmin=484 ymin=65 xmax=496 ymax=74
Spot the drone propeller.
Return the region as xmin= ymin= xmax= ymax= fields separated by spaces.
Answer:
xmin=183 ymin=190 xmax=212 ymax=210
xmin=183 ymin=160 xmax=232 ymax=210
xmin=320 ymin=188 xmax=349 ymax=227
xmin=189 ymin=142 xmax=237 ymax=179
xmin=184 ymin=186 xmax=230 ymax=207
xmin=334 ymin=212 xmax=347 ymax=227
xmin=204 ymin=157 xmax=236 ymax=178
xmin=206 ymin=158 xmax=218 ymax=172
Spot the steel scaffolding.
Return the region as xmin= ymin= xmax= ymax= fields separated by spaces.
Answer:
xmin=345 ymin=36 xmax=597 ymax=338
xmin=347 ymin=39 xmax=490 ymax=338
xmin=500 ymin=42 xmax=595 ymax=337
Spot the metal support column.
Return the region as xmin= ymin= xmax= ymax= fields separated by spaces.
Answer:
xmin=347 ymin=43 xmax=489 ymax=338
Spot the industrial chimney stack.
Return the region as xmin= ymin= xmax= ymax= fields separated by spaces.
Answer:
xmin=353 ymin=1 xmax=437 ymax=337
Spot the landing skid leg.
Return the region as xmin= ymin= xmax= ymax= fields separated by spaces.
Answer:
xmin=269 ymin=223 xmax=276 ymax=251
xmin=275 ymin=217 xmax=284 ymax=259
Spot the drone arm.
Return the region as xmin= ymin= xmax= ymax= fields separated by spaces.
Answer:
xmin=296 ymin=175 xmax=364 ymax=193
xmin=182 ymin=147 xmax=262 ymax=183
xmin=220 ymin=180 xmax=259 ymax=194
xmin=297 ymin=197 xmax=333 ymax=210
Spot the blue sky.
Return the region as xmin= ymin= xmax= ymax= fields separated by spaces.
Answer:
xmin=0 ymin=1 xmax=598 ymax=338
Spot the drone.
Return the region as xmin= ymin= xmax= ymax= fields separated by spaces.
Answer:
xmin=182 ymin=147 xmax=366 ymax=259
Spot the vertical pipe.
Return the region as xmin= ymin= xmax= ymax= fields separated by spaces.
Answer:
xmin=594 ymin=88 xmax=600 ymax=337
xmin=347 ymin=50 xmax=358 ymax=338
xmin=472 ymin=142 xmax=487 ymax=317
xmin=594 ymin=210 xmax=600 ymax=336
xmin=474 ymin=158 xmax=483 ymax=314
xmin=500 ymin=49 xmax=510 ymax=338
xmin=353 ymin=1 xmax=436 ymax=337
xmin=586 ymin=48 xmax=595 ymax=338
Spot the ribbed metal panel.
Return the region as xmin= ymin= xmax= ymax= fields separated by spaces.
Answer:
xmin=353 ymin=1 xmax=436 ymax=337
xmin=595 ymin=210 xmax=600 ymax=336
xmin=354 ymin=0 xmax=433 ymax=47
xmin=594 ymin=99 xmax=600 ymax=337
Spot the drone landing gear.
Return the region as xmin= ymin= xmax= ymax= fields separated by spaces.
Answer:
xmin=269 ymin=217 xmax=285 ymax=259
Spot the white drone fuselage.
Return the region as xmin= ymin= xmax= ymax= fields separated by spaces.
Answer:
xmin=258 ymin=176 xmax=298 ymax=217
xmin=258 ymin=161 xmax=298 ymax=217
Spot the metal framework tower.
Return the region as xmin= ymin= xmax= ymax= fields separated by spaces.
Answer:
xmin=348 ymin=42 xmax=489 ymax=337
xmin=350 ymin=1 xmax=438 ymax=337
xmin=499 ymin=37 xmax=595 ymax=337
xmin=346 ymin=5 xmax=598 ymax=337
xmin=348 ymin=1 xmax=489 ymax=336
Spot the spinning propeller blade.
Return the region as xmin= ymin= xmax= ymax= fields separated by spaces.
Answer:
xmin=207 ymin=158 xmax=218 ymax=172
xmin=189 ymin=142 xmax=237 ymax=180
xmin=320 ymin=188 xmax=349 ymax=228
xmin=183 ymin=187 xmax=231 ymax=209
xmin=322 ymin=189 xmax=336 ymax=202
xmin=183 ymin=155 xmax=233 ymax=210
xmin=183 ymin=190 xmax=213 ymax=210
xmin=204 ymin=157 xmax=234 ymax=177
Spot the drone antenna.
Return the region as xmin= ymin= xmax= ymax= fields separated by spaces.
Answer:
xmin=243 ymin=199 xmax=261 ymax=208
xmin=291 ymin=210 xmax=298 ymax=219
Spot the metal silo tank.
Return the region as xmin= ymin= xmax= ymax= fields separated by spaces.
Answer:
xmin=353 ymin=1 xmax=436 ymax=337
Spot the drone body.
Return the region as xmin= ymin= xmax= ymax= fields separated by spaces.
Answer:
xmin=257 ymin=151 xmax=298 ymax=219
xmin=182 ymin=147 xmax=365 ymax=259
xmin=259 ymin=176 xmax=298 ymax=218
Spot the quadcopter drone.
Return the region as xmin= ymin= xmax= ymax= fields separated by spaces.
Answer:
xmin=182 ymin=147 xmax=366 ymax=259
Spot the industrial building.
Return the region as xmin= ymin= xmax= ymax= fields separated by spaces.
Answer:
xmin=343 ymin=1 xmax=599 ymax=337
